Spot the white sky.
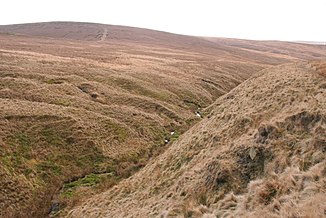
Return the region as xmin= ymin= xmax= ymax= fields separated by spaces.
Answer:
xmin=1 ymin=0 xmax=326 ymax=41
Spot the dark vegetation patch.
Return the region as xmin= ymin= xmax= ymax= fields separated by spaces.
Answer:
xmin=235 ymin=146 xmax=273 ymax=186
xmin=255 ymin=124 xmax=281 ymax=144
xmin=204 ymin=145 xmax=273 ymax=201
xmin=284 ymin=111 xmax=324 ymax=133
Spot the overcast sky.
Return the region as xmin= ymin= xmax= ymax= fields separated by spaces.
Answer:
xmin=1 ymin=0 xmax=325 ymax=41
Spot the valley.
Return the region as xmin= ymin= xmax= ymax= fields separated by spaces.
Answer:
xmin=0 ymin=22 xmax=325 ymax=217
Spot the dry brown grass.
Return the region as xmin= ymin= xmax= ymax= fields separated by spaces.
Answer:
xmin=67 ymin=62 xmax=326 ymax=218
xmin=1 ymin=22 xmax=326 ymax=217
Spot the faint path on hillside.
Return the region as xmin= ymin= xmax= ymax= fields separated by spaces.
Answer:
xmin=100 ymin=28 xmax=108 ymax=42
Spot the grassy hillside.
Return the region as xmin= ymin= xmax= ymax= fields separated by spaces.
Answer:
xmin=68 ymin=62 xmax=326 ymax=218
xmin=0 ymin=22 xmax=326 ymax=217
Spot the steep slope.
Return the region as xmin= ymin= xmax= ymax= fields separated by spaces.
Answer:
xmin=68 ymin=61 xmax=326 ymax=218
xmin=1 ymin=22 xmax=326 ymax=217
